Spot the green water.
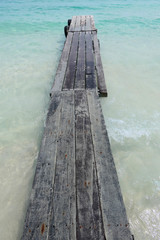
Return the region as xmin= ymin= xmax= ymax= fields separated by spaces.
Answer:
xmin=0 ymin=0 xmax=160 ymax=239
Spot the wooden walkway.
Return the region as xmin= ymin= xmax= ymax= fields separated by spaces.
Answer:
xmin=22 ymin=16 xmax=133 ymax=240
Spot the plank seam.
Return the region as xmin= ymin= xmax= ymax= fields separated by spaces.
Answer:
xmin=50 ymin=33 xmax=74 ymax=94
xmin=74 ymin=91 xmax=78 ymax=240
xmin=69 ymin=16 xmax=77 ymax=32
xmin=73 ymin=92 xmax=77 ymax=240
xmin=92 ymin=32 xmax=107 ymax=97
xmin=62 ymin=32 xmax=75 ymax=90
xmin=85 ymin=32 xmax=86 ymax=89
xmin=87 ymin=90 xmax=133 ymax=239
xmin=86 ymin=90 xmax=107 ymax=240
xmin=48 ymin=94 xmax=62 ymax=238
xmin=73 ymin=33 xmax=79 ymax=89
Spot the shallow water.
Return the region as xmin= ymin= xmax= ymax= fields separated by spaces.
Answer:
xmin=0 ymin=0 xmax=160 ymax=239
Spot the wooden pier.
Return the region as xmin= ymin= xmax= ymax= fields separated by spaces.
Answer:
xmin=22 ymin=16 xmax=133 ymax=239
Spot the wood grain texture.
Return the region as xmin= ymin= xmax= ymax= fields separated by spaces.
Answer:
xmin=85 ymin=32 xmax=96 ymax=89
xmin=69 ymin=16 xmax=97 ymax=32
xmin=85 ymin=15 xmax=91 ymax=31
xmin=90 ymin=15 xmax=96 ymax=31
xmin=87 ymin=90 xmax=133 ymax=240
xmin=81 ymin=15 xmax=86 ymax=31
xmin=75 ymin=90 xmax=105 ymax=240
xmin=92 ymin=165 xmax=105 ymax=240
xmin=75 ymin=32 xmax=85 ymax=89
xmin=50 ymin=33 xmax=73 ymax=95
xmin=75 ymin=15 xmax=81 ymax=31
xmin=69 ymin=16 xmax=77 ymax=31
xmin=49 ymin=91 xmax=76 ymax=240
xmin=69 ymin=16 xmax=96 ymax=32
xmin=63 ymin=32 xmax=79 ymax=90
xmin=92 ymin=32 xmax=107 ymax=97
xmin=22 ymin=92 xmax=62 ymax=239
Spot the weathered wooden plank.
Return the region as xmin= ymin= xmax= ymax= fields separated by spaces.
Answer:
xmin=75 ymin=32 xmax=85 ymax=89
xmin=21 ymin=92 xmax=62 ymax=239
xmin=86 ymin=75 xmax=96 ymax=90
xmin=92 ymin=165 xmax=105 ymax=240
xmin=81 ymin=15 xmax=86 ymax=31
xmin=85 ymin=32 xmax=96 ymax=89
xmin=63 ymin=32 xmax=79 ymax=90
xmin=93 ymin=32 xmax=107 ymax=97
xmin=90 ymin=15 xmax=96 ymax=31
xmin=69 ymin=16 xmax=97 ymax=32
xmin=49 ymin=91 xmax=76 ymax=240
xmin=75 ymin=90 xmax=104 ymax=239
xmin=50 ymin=32 xmax=73 ymax=95
xmin=85 ymin=32 xmax=94 ymax=75
xmin=87 ymin=90 xmax=133 ymax=240
xmin=75 ymin=90 xmax=94 ymax=239
xmin=69 ymin=16 xmax=77 ymax=31
xmin=75 ymin=15 xmax=81 ymax=31
xmin=85 ymin=15 xmax=92 ymax=31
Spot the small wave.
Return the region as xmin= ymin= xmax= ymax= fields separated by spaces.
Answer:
xmin=106 ymin=117 xmax=160 ymax=143
xmin=154 ymin=18 xmax=160 ymax=22
xmin=68 ymin=6 xmax=97 ymax=10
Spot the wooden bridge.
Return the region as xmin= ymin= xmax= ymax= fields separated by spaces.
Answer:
xmin=22 ymin=16 xmax=133 ymax=240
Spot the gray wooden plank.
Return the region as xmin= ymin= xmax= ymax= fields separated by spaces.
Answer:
xmin=75 ymin=15 xmax=81 ymax=31
xmin=81 ymin=15 xmax=86 ymax=31
xmin=49 ymin=91 xmax=76 ymax=240
xmin=92 ymin=165 xmax=105 ymax=240
xmin=63 ymin=32 xmax=79 ymax=90
xmin=75 ymin=90 xmax=105 ymax=240
xmin=87 ymin=90 xmax=133 ymax=240
xmin=85 ymin=32 xmax=96 ymax=89
xmin=85 ymin=15 xmax=92 ymax=31
xmin=50 ymin=32 xmax=73 ymax=95
xmin=74 ymin=32 xmax=85 ymax=89
xmin=69 ymin=16 xmax=77 ymax=31
xmin=75 ymin=90 xmax=94 ymax=239
xmin=86 ymin=75 xmax=96 ymax=90
xmin=90 ymin=15 xmax=96 ymax=31
xmin=68 ymin=15 xmax=97 ymax=32
xmin=21 ymin=92 xmax=62 ymax=240
xmin=92 ymin=32 xmax=108 ymax=97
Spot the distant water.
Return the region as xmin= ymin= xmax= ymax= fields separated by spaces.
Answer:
xmin=0 ymin=0 xmax=160 ymax=239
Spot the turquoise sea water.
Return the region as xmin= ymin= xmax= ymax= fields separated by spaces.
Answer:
xmin=0 ymin=0 xmax=160 ymax=239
